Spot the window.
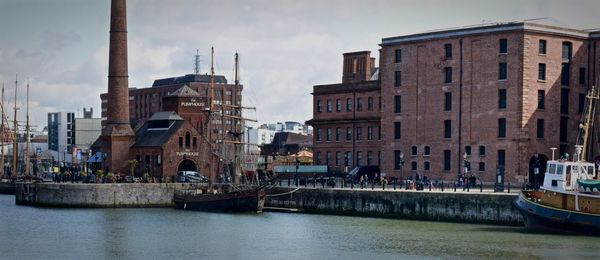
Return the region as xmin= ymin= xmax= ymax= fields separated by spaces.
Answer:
xmin=394 ymin=71 xmax=402 ymax=87
xmin=411 ymin=146 xmax=417 ymax=155
xmin=326 ymin=99 xmax=332 ymax=112
xmin=498 ymin=89 xmax=507 ymax=109
xmin=579 ymin=93 xmax=586 ymax=114
xmin=395 ymin=49 xmax=402 ymax=63
xmin=316 ymin=129 xmax=322 ymax=141
xmin=368 ymin=97 xmax=374 ymax=111
xmin=424 ymin=161 xmax=430 ymax=171
xmin=465 ymin=146 xmax=471 ymax=156
xmin=336 ymin=99 xmax=342 ymax=112
xmin=479 ymin=162 xmax=485 ymax=171
xmin=562 ymin=42 xmax=572 ymax=60
xmin=327 ymin=128 xmax=332 ymax=141
xmin=185 ymin=132 xmax=191 ymax=148
xmin=538 ymin=90 xmax=545 ymax=109
xmin=346 ymin=127 xmax=352 ymax=141
xmin=346 ymin=98 xmax=352 ymax=111
xmin=561 ymin=63 xmax=570 ymax=86
xmin=580 ymin=67 xmax=587 ymax=85
xmin=444 ymin=92 xmax=452 ymax=111
xmin=424 ymin=146 xmax=431 ymax=156
xmin=336 ymin=128 xmax=341 ymax=141
xmin=336 ymin=152 xmax=341 ymax=166
xmin=316 ymin=100 xmax=322 ymax=112
xmin=411 ymin=161 xmax=417 ymax=171
xmin=356 ymin=97 xmax=363 ymax=111
xmin=394 ymin=95 xmax=401 ymax=113
xmin=444 ymin=120 xmax=451 ymax=138
xmin=538 ymin=63 xmax=546 ymax=81
xmin=179 ymin=137 xmax=183 ymax=147
xmin=499 ymin=63 xmax=507 ymax=80
xmin=356 ymin=127 xmax=362 ymax=140
xmin=326 ymin=152 xmax=331 ymax=165
xmin=346 ymin=152 xmax=353 ymax=167
xmin=479 ymin=145 xmax=486 ymax=156
xmin=444 ymin=67 xmax=452 ymax=83
xmin=539 ymin=39 xmax=547 ymax=54
xmin=498 ymin=149 xmax=506 ymax=166
xmin=498 ymin=118 xmax=506 ymax=138
xmin=537 ymin=118 xmax=544 ymax=139
xmin=356 ymin=151 xmax=363 ymax=166
xmin=561 ymin=89 xmax=569 ymax=114
xmin=444 ymin=43 xmax=452 ymax=59
xmin=499 ymin=38 xmax=507 ymax=54
xmin=367 ymin=151 xmax=374 ymax=165
xmin=394 ymin=122 xmax=401 ymax=139
xmin=394 ymin=150 xmax=402 ymax=170
xmin=316 ymin=152 xmax=321 ymax=165
xmin=443 ymin=150 xmax=451 ymax=171
xmin=367 ymin=127 xmax=373 ymax=140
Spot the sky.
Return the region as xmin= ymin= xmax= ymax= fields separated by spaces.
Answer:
xmin=1 ymin=0 xmax=599 ymax=130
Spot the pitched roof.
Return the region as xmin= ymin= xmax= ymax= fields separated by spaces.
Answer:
xmin=148 ymin=111 xmax=184 ymax=121
xmin=132 ymin=120 xmax=184 ymax=148
xmin=166 ymin=85 xmax=201 ymax=98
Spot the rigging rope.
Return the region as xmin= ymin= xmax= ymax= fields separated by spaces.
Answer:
xmin=265 ymin=187 xmax=300 ymax=197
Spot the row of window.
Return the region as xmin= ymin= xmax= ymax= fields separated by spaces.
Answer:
xmin=316 ymin=97 xmax=376 ymax=113
xmin=316 ymin=126 xmax=380 ymax=142
xmin=392 ymin=118 xmax=509 ymax=140
xmin=315 ymin=151 xmax=378 ymax=167
xmin=400 ymin=160 xmax=491 ymax=172
xmin=394 ymin=38 xmax=509 ymax=64
xmin=398 ymin=145 xmax=487 ymax=158
xmin=394 ymin=149 xmax=505 ymax=171
xmin=178 ymin=132 xmax=198 ymax=148
xmin=537 ymin=63 xmax=586 ymax=85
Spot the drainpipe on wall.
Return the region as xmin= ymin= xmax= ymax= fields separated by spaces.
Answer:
xmin=457 ymin=39 xmax=464 ymax=180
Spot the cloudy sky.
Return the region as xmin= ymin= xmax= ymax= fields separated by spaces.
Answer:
xmin=1 ymin=0 xmax=599 ymax=129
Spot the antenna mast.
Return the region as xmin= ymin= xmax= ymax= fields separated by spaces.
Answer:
xmin=12 ymin=75 xmax=18 ymax=178
xmin=0 ymin=84 xmax=4 ymax=177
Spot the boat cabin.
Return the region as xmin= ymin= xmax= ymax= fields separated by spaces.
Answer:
xmin=542 ymin=160 xmax=596 ymax=192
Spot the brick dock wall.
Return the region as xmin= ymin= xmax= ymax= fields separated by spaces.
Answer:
xmin=265 ymin=187 xmax=523 ymax=226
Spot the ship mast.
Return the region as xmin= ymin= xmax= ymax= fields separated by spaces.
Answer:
xmin=233 ymin=52 xmax=241 ymax=184
xmin=209 ymin=46 xmax=216 ymax=183
xmin=24 ymin=80 xmax=30 ymax=176
xmin=0 ymin=84 xmax=4 ymax=177
xmin=580 ymin=83 xmax=599 ymax=161
xmin=12 ymin=75 xmax=18 ymax=178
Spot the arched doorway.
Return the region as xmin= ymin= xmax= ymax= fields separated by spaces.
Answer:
xmin=178 ymin=159 xmax=197 ymax=172
xmin=528 ymin=153 xmax=548 ymax=188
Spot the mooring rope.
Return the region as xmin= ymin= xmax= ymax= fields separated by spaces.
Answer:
xmin=265 ymin=187 xmax=301 ymax=197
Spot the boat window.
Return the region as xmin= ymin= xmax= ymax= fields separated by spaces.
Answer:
xmin=556 ymin=164 xmax=563 ymax=175
xmin=547 ymin=163 xmax=556 ymax=174
xmin=587 ymin=166 xmax=595 ymax=176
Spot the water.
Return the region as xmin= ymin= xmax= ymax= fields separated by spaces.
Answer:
xmin=1 ymin=195 xmax=599 ymax=260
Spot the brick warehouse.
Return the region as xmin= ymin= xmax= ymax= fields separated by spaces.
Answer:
xmin=380 ymin=22 xmax=600 ymax=184
xmin=310 ymin=22 xmax=600 ymax=185
xmin=307 ymin=51 xmax=382 ymax=174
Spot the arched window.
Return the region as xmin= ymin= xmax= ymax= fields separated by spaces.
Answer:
xmin=185 ymin=132 xmax=191 ymax=148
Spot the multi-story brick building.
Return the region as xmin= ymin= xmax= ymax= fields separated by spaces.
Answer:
xmin=379 ymin=22 xmax=600 ymax=184
xmin=307 ymin=51 xmax=381 ymax=174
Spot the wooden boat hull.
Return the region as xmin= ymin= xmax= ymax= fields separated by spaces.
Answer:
xmin=515 ymin=191 xmax=600 ymax=236
xmin=174 ymin=188 xmax=266 ymax=213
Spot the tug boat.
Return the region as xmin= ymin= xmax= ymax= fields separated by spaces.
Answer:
xmin=515 ymin=83 xmax=600 ymax=236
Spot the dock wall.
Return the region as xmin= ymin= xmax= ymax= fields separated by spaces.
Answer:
xmin=266 ymin=188 xmax=523 ymax=225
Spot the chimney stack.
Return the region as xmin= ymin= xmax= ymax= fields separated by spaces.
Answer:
xmin=101 ymin=0 xmax=134 ymax=173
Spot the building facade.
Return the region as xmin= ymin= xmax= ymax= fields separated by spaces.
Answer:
xmin=47 ymin=112 xmax=75 ymax=164
xmin=307 ymin=51 xmax=382 ymax=174
xmin=379 ymin=22 xmax=600 ymax=184
xmin=75 ymin=108 xmax=102 ymax=154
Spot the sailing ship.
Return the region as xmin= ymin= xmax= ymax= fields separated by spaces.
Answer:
xmin=174 ymin=47 xmax=265 ymax=213
xmin=515 ymin=84 xmax=600 ymax=236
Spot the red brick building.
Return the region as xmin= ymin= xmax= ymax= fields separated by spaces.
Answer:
xmin=307 ymin=51 xmax=381 ymax=174
xmin=379 ymin=22 xmax=600 ymax=184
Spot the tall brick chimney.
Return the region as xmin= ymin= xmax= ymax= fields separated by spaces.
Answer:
xmin=101 ymin=0 xmax=134 ymax=173
xmin=342 ymin=51 xmax=373 ymax=83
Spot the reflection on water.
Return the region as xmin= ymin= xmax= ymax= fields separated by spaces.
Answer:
xmin=1 ymin=195 xmax=599 ymax=259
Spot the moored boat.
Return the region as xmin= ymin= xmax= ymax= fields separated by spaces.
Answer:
xmin=174 ymin=185 xmax=266 ymax=213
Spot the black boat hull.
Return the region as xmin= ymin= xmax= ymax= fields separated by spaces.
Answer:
xmin=514 ymin=191 xmax=600 ymax=236
xmin=174 ymin=189 xmax=265 ymax=213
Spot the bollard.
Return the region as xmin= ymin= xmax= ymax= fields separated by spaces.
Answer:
xmin=508 ymin=182 xmax=511 ymax=193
